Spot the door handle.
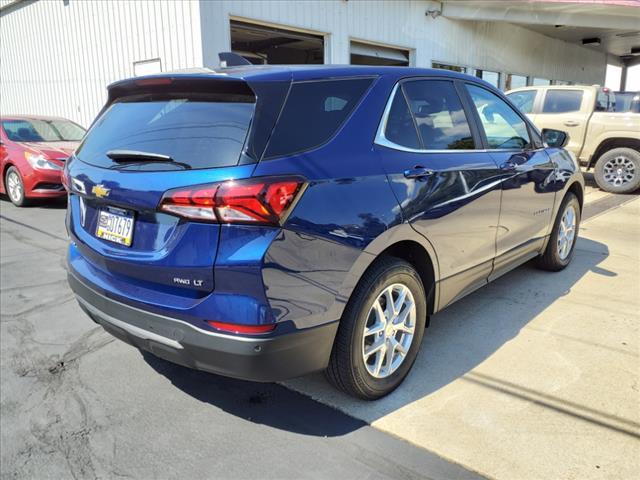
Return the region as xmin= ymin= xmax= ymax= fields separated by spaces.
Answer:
xmin=563 ymin=120 xmax=580 ymax=127
xmin=403 ymin=166 xmax=434 ymax=179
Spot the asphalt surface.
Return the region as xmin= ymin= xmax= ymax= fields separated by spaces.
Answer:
xmin=0 ymin=197 xmax=481 ymax=479
xmin=1 ymin=174 xmax=634 ymax=479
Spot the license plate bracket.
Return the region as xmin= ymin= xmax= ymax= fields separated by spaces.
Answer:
xmin=95 ymin=206 xmax=135 ymax=247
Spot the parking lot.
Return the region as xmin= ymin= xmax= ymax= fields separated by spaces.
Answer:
xmin=1 ymin=175 xmax=638 ymax=479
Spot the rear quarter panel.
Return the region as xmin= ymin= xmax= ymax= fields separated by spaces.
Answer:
xmin=253 ymin=75 xmax=434 ymax=329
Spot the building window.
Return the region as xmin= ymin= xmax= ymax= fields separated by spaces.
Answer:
xmin=432 ymin=62 xmax=467 ymax=73
xmin=230 ymin=20 xmax=324 ymax=65
xmin=505 ymin=74 xmax=527 ymax=91
xmin=532 ymin=78 xmax=552 ymax=86
xmin=475 ymin=69 xmax=500 ymax=88
xmin=350 ymin=41 xmax=409 ymax=66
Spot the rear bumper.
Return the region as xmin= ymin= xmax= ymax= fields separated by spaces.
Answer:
xmin=68 ymin=272 xmax=338 ymax=382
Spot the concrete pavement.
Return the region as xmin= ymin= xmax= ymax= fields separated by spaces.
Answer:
xmin=1 ymin=177 xmax=638 ymax=479
xmin=285 ymin=192 xmax=640 ymax=479
xmin=0 ymin=199 xmax=481 ymax=480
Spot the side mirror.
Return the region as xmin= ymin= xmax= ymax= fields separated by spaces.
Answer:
xmin=542 ymin=128 xmax=569 ymax=148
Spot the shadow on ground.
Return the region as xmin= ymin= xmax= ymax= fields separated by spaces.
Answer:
xmin=143 ymin=350 xmax=368 ymax=437
xmin=145 ymin=236 xmax=614 ymax=434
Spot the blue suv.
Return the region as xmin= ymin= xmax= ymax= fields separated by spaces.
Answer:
xmin=65 ymin=65 xmax=584 ymax=399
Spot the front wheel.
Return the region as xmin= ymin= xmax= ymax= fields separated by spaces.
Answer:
xmin=5 ymin=167 xmax=28 ymax=207
xmin=536 ymin=192 xmax=581 ymax=271
xmin=326 ymin=257 xmax=427 ymax=400
xmin=593 ymin=148 xmax=640 ymax=194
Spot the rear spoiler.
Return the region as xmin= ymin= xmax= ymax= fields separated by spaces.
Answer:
xmin=106 ymin=75 xmax=255 ymax=104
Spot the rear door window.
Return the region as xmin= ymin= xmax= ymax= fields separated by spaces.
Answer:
xmin=383 ymin=87 xmax=421 ymax=149
xmin=402 ymin=80 xmax=475 ymax=150
xmin=542 ymin=90 xmax=584 ymax=113
xmin=76 ymin=97 xmax=255 ymax=170
xmin=264 ymin=78 xmax=373 ymax=159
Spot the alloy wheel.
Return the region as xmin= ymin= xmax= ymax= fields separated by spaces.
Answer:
xmin=557 ymin=204 xmax=577 ymax=260
xmin=362 ymin=283 xmax=416 ymax=379
xmin=6 ymin=171 xmax=22 ymax=203
xmin=603 ymin=155 xmax=636 ymax=188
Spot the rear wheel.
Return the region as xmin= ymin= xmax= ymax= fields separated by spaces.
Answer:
xmin=326 ymin=257 xmax=427 ymax=400
xmin=5 ymin=167 xmax=27 ymax=207
xmin=594 ymin=148 xmax=640 ymax=194
xmin=536 ymin=192 xmax=580 ymax=271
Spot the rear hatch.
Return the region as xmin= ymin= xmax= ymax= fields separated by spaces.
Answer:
xmin=66 ymin=74 xmax=287 ymax=297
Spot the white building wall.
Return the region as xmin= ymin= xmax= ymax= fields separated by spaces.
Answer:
xmin=200 ymin=0 xmax=606 ymax=84
xmin=1 ymin=0 xmax=607 ymax=127
xmin=0 ymin=0 xmax=202 ymax=127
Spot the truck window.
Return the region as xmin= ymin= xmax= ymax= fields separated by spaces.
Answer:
xmin=542 ymin=90 xmax=583 ymax=114
xmin=506 ymin=90 xmax=536 ymax=114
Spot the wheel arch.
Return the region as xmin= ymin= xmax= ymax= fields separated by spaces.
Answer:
xmin=567 ymin=181 xmax=584 ymax=212
xmin=589 ymin=138 xmax=640 ymax=169
xmin=340 ymin=224 xmax=440 ymax=320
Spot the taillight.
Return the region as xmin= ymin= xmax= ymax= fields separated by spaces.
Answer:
xmin=159 ymin=176 xmax=305 ymax=225
xmin=207 ymin=321 xmax=276 ymax=335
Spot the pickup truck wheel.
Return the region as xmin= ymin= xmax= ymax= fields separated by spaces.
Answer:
xmin=594 ymin=148 xmax=640 ymax=194
xmin=536 ymin=192 xmax=580 ymax=271
xmin=325 ymin=257 xmax=427 ymax=400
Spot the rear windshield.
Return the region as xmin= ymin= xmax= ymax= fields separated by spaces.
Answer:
xmin=76 ymin=97 xmax=255 ymax=170
xmin=264 ymin=78 xmax=373 ymax=159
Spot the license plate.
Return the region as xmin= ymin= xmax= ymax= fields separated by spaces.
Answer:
xmin=95 ymin=207 xmax=135 ymax=247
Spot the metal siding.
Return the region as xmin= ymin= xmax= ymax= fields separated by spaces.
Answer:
xmin=0 ymin=0 xmax=202 ymax=127
xmin=200 ymin=0 xmax=605 ymax=81
xmin=1 ymin=0 xmax=607 ymax=128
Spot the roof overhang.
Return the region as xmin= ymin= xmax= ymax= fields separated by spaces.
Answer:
xmin=440 ymin=0 xmax=640 ymax=63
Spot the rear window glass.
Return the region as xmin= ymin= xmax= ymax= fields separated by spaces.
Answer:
xmin=264 ymin=78 xmax=373 ymax=159
xmin=542 ymin=90 xmax=583 ymax=113
xmin=76 ymin=97 xmax=254 ymax=170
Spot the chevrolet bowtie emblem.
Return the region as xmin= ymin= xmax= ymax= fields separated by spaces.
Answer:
xmin=92 ymin=184 xmax=110 ymax=198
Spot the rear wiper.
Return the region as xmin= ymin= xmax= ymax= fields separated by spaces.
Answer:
xmin=106 ymin=149 xmax=174 ymax=163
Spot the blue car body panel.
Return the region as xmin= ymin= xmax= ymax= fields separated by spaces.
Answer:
xmin=65 ymin=64 xmax=584 ymax=381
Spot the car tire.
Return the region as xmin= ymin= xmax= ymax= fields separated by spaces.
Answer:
xmin=593 ymin=148 xmax=640 ymax=194
xmin=5 ymin=167 xmax=28 ymax=207
xmin=326 ymin=256 xmax=427 ymax=400
xmin=536 ymin=192 xmax=581 ymax=272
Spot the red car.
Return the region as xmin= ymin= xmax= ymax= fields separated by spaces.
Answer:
xmin=0 ymin=115 xmax=86 ymax=206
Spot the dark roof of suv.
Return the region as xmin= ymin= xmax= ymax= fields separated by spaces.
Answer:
xmin=218 ymin=64 xmax=474 ymax=82
xmin=109 ymin=64 xmax=487 ymax=90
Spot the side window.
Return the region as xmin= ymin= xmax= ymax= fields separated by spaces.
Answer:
xmin=466 ymin=84 xmax=531 ymax=150
xmin=506 ymin=90 xmax=536 ymax=114
xmin=595 ymin=90 xmax=611 ymax=112
xmin=402 ymin=80 xmax=475 ymax=150
xmin=264 ymin=78 xmax=373 ymax=159
xmin=383 ymin=87 xmax=421 ymax=149
xmin=542 ymin=90 xmax=584 ymax=113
